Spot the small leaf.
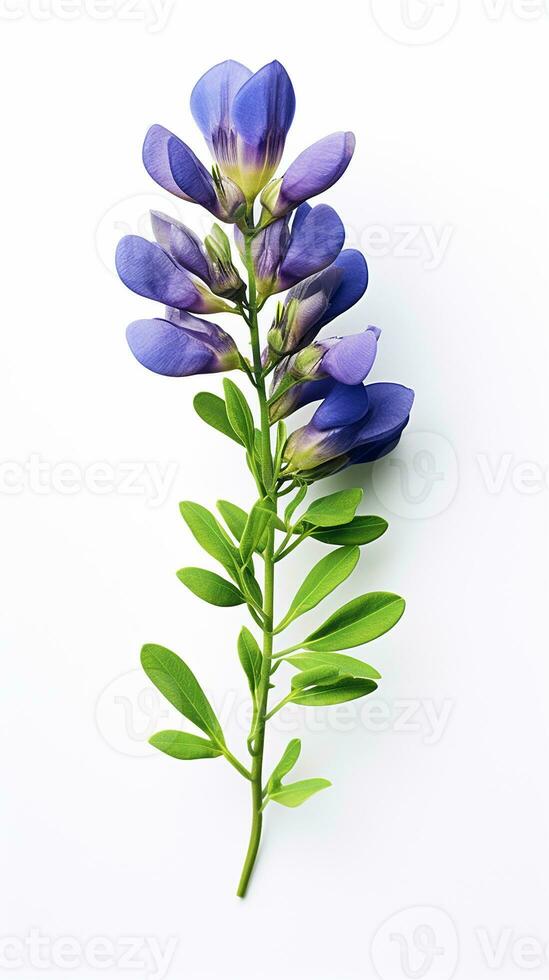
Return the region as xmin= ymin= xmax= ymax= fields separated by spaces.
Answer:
xmin=149 ymin=730 xmax=223 ymax=760
xmin=291 ymin=677 xmax=377 ymax=706
xmin=266 ymin=738 xmax=301 ymax=792
xmin=302 ymin=592 xmax=405 ymax=652
xmin=179 ymin=501 xmax=241 ymax=579
xmin=141 ymin=644 xmax=225 ymax=745
xmin=237 ymin=627 xmax=262 ymax=695
xmin=193 ymin=392 xmax=242 ymax=445
xmin=240 ymin=501 xmax=274 ymax=564
xmin=300 ymin=489 xmax=363 ymax=528
xmin=284 ymin=483 xmax=308 ymax=527
xmin=274 ymin=421 xmax=288 ymax=475
xmin=287 ymin=651 xmax=381 ymax=681
xmin=307 ymin=515 xmax=389 ymax=546
xmin=217 ymin=499 xmax=271 ymax=554
xmin=177 ymin=567 xmax=244 ymax=607
xmin=276 ymin=546 xmax=359 ymax=632
xmin=223 ymin=378 xmax=255 ymax=449
xmin=291 ymin=665 xmax=341 ymax=690
xmin=270 ymin=778 xmax=331 ymax=808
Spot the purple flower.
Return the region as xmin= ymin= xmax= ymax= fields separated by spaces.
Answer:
xmin=283 ymin=382 xmax=414 ymax=476
xmin=190 ymin=59 xmax=296 ymax=202
xmin=270 ymin=327 xmax=381 ymax=422
xmin=234 ymin=203 xmax=345 ymax=298
xmin=260 ymin=132 xmax=355 ymax=219
xmin=268 ymin=249 xmax=368 ymax=354
xmin=126 ymin=312 xmax=240 ymax=377
xmin=116 ymin=235 xmax=233 ymax=314
xmin=143 ymin=125 xmax=246 ymax=223
xmin=151 ymin=211 xmax=244 ymax=300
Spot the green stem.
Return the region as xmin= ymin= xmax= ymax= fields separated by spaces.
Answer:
xmin=236 ymin=232 xmax=276 ymax=899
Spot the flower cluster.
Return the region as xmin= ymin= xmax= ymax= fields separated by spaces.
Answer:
xmin=116 ymin=58 xmax=413 ymax=478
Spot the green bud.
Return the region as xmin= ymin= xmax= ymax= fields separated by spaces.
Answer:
xmin=260 ymin=177 xmax=282 ymax=215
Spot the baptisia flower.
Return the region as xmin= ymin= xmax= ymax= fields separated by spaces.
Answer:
xmin=268 ymin=249 xmax=368 ymax=355
xmin=283 ymin=382 xmax=415 ymax=478
xmin=126 ymin=311 xmax=240 ymax=377
xmin=260 ymin=132 xmax=356 ymax=219
xmin=269 ymin=327 xmax=381 ymax=423
xmin=151 ymin=212 xmax=245 ymax=300
xmin=116 ymin=235 xmax=235 ymax=314
xmin=234 ymin=202 xmax=345 ymax=300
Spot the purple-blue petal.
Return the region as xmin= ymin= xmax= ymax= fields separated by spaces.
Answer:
xmin=150 ymin=211 xmax=211 ymax=283
xmin=321 ymin=327 xmax=379 ymax=385
xmin=232 ymin=60 xmax=295 ymax=166
xmin=355 ymin=383 xmax=415 ymax=445
xmin=126 ymin=318 xmax=214 ymax=377
xmin=116 ymin=236 xmax=199 ymax=309
xmin=311 ymin=383 xmax=370 ymax=430
xmin=277 ymin=204 xmax=345 ymax=290
xmin=167 ymin=137 xmax=217 ymax=210
xmin=277 ymin=131 xmax=355 ymax=210
xmin=142 ymin=125 xmax=193 ymax=201
xmin=190 ymin=59 xmax=252 ymax=148
xmin=314 ymin=249 xmax=369 ymax=331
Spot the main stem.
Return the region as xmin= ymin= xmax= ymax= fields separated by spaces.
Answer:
xmin=236 ymin=232 xmax=275 ymax=899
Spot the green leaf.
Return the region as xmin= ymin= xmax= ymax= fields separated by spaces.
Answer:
xmin=300 ymin=489 xmax=363 ymax=528
xmin=276 ymin=546 xmax=359 ymax=632
xmin=240 ymin=501 xmax=274 ymax=564
xmin=266 ymin=738 xmax=301 ymax=792
xmin=274 ymin=421 xmax=288 ymax=475
xmin=223 ymin=378 xmax=255 ymax=449
xmin=291 ymin=665 xmax=341 ymax=690
xmin=141 ymin=644 xmax=225 ymax=745
xmin=176 ymin=567 xmax=244 ymax=607
xmin=284 ymin=483 xmax=307 ymax=527
xmin=307 ymin=515 xmax=389 ymax=546
xmin=302 ymin=592 xmax=405 ymax=652
xmin=286 ymin=651 xmax=381 ymax=681
xmin=237 ymin=627 xmax=262 ymax=695
xmin=179 ymin=501 xmax=241 ymax=579
xmin=242 ymin=566 xmax=263 ymax=608
xmin=217 ymin=500 xmax=247 ymax=541
xmin=291 ymin=677 xmax=377 ymax=706
xmin=193 ymin=392 xmax=242 ymax=445
xmin=149 ymin=730 xmax=223 ymax=760
xmin=270 ymin=778 xmax=331 ymax=808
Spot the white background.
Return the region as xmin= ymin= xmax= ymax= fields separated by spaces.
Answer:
xmin=1 ymin=1 xmax=549 ymax=978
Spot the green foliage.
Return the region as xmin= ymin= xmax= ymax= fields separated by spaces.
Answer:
xmin=300 ymin=489 xmax=363 ymax=528
xmin=223 ymin=378 xmax=255 ymax=450
xmin=284 ymin=483 xmax=307 ymax=526
xmin=290 ymin=665 xmax=340 ymax=689
xmin=179 ymin=501 xmax=241 ymax=579
xmin=149 ymin=730 xmax=223 ymax=760
xmin=141 ymin=644 xmax=225 ymax=745
xmin=305 ymin=515 xmax=389 ymax=546
xmin=287 ymin=651 xmax=381 ymax=681
xmin=269 ymin=778 xmax=331 ymax=808
xmin=291 ymin=677 xmax=377 ymax=706
xmin=237 ymin=626 xmax=262 ymax=695
xmin=275 ymin=546 xmax=360 ymax=632
xmin=240 ymin=501 xmax=274 ymax=564
xmin=193 ymin=392 xmax=242 ymax=445
xmin=302 ymin=592 xmax=405 ymax=652
xmin=266 ymin=738 xmax=301 ymax=793
xmin=217 ymin=499 xmax=248 ymax=542
xmin=177 ymin=567 xmax=245 ymax=607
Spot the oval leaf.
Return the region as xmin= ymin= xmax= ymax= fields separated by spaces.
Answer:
xmin=300 ymin=489 xmax=363 ymax=528
xmin=240 ymin=501 xmax=273 ymax=564
xmin=291 ymin=665 xmax=341 ymax=690
xmin=237 ymin=627 xmax=262 ymax=695
xmin=308 ymin=515 xmax=388 ymax=546
xmin=179 ymin=501 xmax=240 ymax=578
xmin=177 ymin=567 xmax=244 ymax=607
xmin=193 ymin=392 xmax=242 ymax=445
xmin=286 ymin=651 xmax=381 ymax=681
xmin=217 ymin=499 xmax=247 ymax=542
xmin=149 ymin=730 xmax=223 ymax=760
xmin=270 ymin=778 xmax=331 ymax=808
xmin=141 ymin=644 xmax=225 ymax=745
xmin=291 ymin=677 xmax=377 ymax=706
xmin=266 ymin=738 xmax=301 ymax=792
xmin=223 ymin=378 xmax=255 ymax=450
xmin=276 ymin=546 xmax=359 ymax=632
xmin=303 ymin=592 xmax=405 ymax=652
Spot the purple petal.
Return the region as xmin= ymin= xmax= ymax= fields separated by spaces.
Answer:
xmin=150 ymin=211 xmax=211 ymax=283
xmin=190 ymin=59 xmax=252 ymax=149
xmin=349 ymin=434 xmax=403 ymax=465
xmin=264 ymin=132 xmax=355 ymax=216
xmin=167 ymin=137 xmax=218 ymax=211
xmin=142 ymin=125 xmax=193 ymax=201
xmin=311 ymin=383 xmax=370 ymax=430
xmin=126 ymin=318 xmax=215 ymax=377
xmin=355 ymin=383 xmax=415 ymax=444
xmin=321 ymin=328 xmax=379 ymax=385
xmin=232 ymin=60 xmax=295 ymax=171
xmin=277 ymin=204 xmax=345 ymax=291
xmin=314 ymin=249 xmax=369 ymax=332
xmin=165 ymin=308 xmax=239 ymax=362
xmin=269 ymin=377 xmax=335 ymax=423
xmin=116 ymin=236 xmax=200 ymax=308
